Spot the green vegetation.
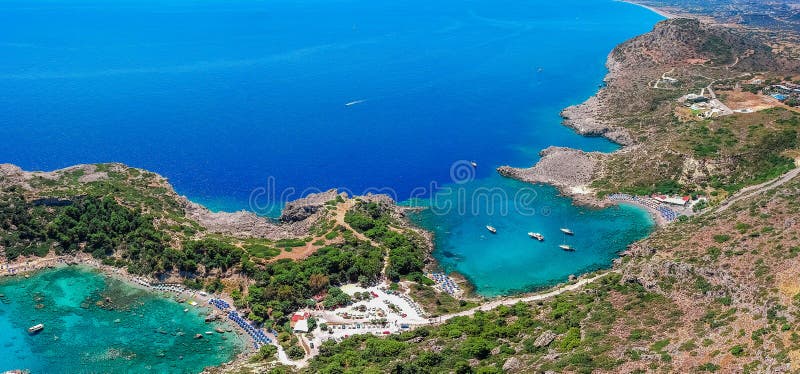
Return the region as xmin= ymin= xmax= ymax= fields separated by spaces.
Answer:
xmin=344 ymin=201 xmax=428 ymax=281
xmin=304 ymin=274 xmax=682 ymax=373
xmin=251 ymin=344 xmax=278 ymax=362
xmin=0 ymin=166 xmax=398 ymax=333
xmin=593 ymin=109 xmax=800 ymax=198
xmin=0 ymin=190 xmax=168 ymax=274
xmin=243 ymin=233 xmax=383 ymax=324
xmin=407 ymin=283 xmax=477 ymax=316
xmin=713 ymin=234 xmax=731 ymax=243
xmin=275 ymin=238 xmax=310 ymax=249
xmin=244 ymin=243 xmax=281 ymax=259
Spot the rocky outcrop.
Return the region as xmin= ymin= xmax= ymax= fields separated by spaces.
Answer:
xmin=497 ymin=147 xmax=604 ymax=195
xmin=561 ymin=97 xmax=633 ymax=146
xmin=533 ymin=330 xmax=557 ymax=348
xmin=502 ymin=357 xmax=524 ymax=373
xmin=280 ymin=189 xmax=341 ymax=223
xmin=0 ymin=163 xmax=116 ymax=190
xmin=181 ymin=197 xmax=322 ymax=240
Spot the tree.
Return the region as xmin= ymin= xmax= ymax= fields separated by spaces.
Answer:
xmin=358 ymin=275 xmax=371 ymax=287
xmin=324 ymin=287 xmax=351 ymax=308
xmin=251 ymin=344 xmax=277 ymax=362
xmin=309 ymin=273 xmax=330 ymax=292
xmin=287 ymin=345 xmax=305 ymax=360
xmin=461 ymin=337 xmax=493 ymax=359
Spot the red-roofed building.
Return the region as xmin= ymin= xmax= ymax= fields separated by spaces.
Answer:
xmin=290 ymin=312 xmax=310 ymax=328
xmin=652 ymin=194 xmax=689 ymax=206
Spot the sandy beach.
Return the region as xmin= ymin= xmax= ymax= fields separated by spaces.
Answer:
xmin=618 ymin=0 xmax=678 ymax=19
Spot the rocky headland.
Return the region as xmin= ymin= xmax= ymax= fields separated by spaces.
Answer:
xmin=498 ymin=17 xmax=800 ymax=206
xmin=560 ymin=96 xmax=634 ymax=146
xmin=497 ymin=146 xmax=608 ymax=205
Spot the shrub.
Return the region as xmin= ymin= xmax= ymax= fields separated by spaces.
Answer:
xmin=729 ymin=345 xmax=746 ymax=357
xmin=713 ymin=234 xmax=731 ymax=243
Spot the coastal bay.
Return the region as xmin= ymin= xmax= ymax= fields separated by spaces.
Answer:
xmin=2 ymin=0 xmax=799 ymax=367
xmin=0 ymin=0 xmax=663 ymax=296
xmin=0 ymin=266 xmax=245 ymax=373
xmin=0 ymin=1 xmax=688 ymax=371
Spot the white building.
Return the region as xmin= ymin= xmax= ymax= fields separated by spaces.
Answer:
xmin=293 ymin=319 xmax=309 ymax=333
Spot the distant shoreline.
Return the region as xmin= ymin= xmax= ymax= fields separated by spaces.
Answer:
xmin=618 ymin=0 xmax=676 ymax=19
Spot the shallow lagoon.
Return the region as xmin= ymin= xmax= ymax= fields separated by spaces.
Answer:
xmin=0 ymin=267 xmax=244 ymax=373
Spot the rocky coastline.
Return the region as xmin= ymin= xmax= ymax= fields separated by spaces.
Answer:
xmin=497 ymin=146 xmax=611 ymax=207
xmin=496 ymin=29 xmax=639 ymax=208
xmin=181 ymin=189 xmax=342 ymax=240
xmin=560 ymin=95 xmax=634 ymax=146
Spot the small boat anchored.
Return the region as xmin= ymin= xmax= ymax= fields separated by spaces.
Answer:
xmin=558 ymin=244 xmax=575 ymax=252
xmin=27 ymin=323 xmax=44 ymax=334
xmin=528 ymin=232 xmax=544 ymax=241
xmin=486 ymin=225 xmax=497 ymax=234
xmin=560 ymin=228 xmax=574 ymax=235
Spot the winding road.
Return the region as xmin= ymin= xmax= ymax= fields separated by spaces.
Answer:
xmin=714 ymin=166 xmax=800 ymax=213
xmin=433 ymin=271 xmax=614 ymax=323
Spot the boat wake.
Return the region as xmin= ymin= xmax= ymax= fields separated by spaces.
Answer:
xmin=345 ymin=99 xmax=366 ymax=106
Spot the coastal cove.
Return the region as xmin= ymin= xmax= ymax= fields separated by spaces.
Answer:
xmin=0 ymin=0 xmax=664 ymax=297
xmin=0 ymin=266 xmax=246 ymax=373
xmin=409 ymin=176 xmax=655 ymax=296
xmin=4 ymin=0 xmax=799 ymax=369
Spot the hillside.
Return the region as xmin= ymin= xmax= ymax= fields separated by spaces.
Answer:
xmin=3 ymin=13 xmax=800 ymax=374
xmin=0 ymin=163 xmax=432 ymax=332
xmin=502 ymin=18 xmax=800 ymax=204
xmin=271 ymin=169 xmax=800 ymax=374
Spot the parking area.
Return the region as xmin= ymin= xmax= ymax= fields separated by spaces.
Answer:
xmin=303 ymin=284 xmax=429 ymax=350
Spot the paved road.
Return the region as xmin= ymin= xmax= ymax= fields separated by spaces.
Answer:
xmin=436 ymin=271 xmax=615 ymax=323
xmin=714 ymin=167 xmax=800 ymax=213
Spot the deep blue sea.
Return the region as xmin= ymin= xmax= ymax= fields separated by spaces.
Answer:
xmin=0 ymin=0 xmax=663 ymax=297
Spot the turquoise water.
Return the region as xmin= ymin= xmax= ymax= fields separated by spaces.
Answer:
xmin=0 ymin=0 xmax=663 ymax=296
xmin=411 ymin=176 xmax=654 ymax=296
xmin=0 ymin=267 xmax=245 ymax=373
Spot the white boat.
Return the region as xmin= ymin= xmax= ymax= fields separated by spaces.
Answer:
xmin=27 ymin=324 xmax=44 ymax=334
xmin=528 ymin=232 xmax=544 ymax=241
xmin=345 ymin=99 xmax=366 ymax=106
xmin=470 ymin=161 xmax=477 ymax=168
xmin=560 ymin=228 xmax=574 ymax=235
xmin=486 ymin=225 xmax=497 ymax=234
xmin=559 ymin=244 xmax=575 ymax=252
